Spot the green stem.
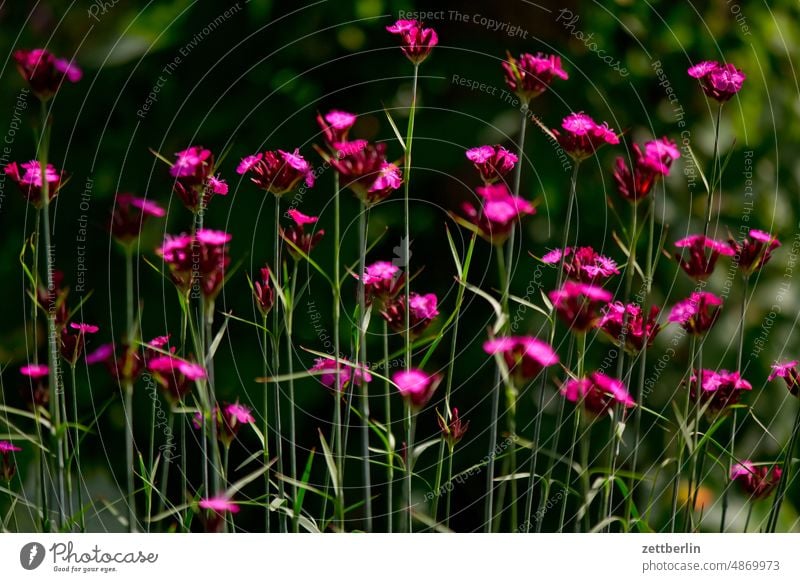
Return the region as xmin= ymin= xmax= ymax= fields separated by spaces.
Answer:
xmin=357 ymin=204 xmax=372 ymax=531
xmin=69 ymin=364 xmax=84 ymax=531
xmin=685 ymin=340 xmax=703 ymax=531
xmin=332 ymin=172 xmax=345 ymax=530
xmin=272 ymin=196 xmax=286 ymax=532
xmin=403 ymin=64 xmax=419 ymax=383
xmin=766 ymin=404 xmax=800 ymax=532
xmin=405 ymin=404 xmax=415 ymax=532
xmin=287 ymin=261 xmax=299 ymax=532
xmin=261 ymin=315 xmax=271 ymax=533
xmin=383 ymin=320 xmax=393 ymax=532
xmin=671 ymin=335 xmax=697 ymax=532
xmin=702 ymin=103 xmax=723 ymax=240
xmin=444 ymin=446 xmax=454 ymax=529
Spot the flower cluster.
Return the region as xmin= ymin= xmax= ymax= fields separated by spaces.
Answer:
xmin=310 ymin=358 xmax=373 ymax=392
xmin=688 ymin=369 xmax=752 ymax=416
xmin=170 ymin=146 xmax=228 ymax=212
xmin=613 ymin=137 xmax=680 ymax=203
xmin=549 ymin=281 xmax=612 ymax=332
xmin=148 ymin=355 xmax=206 ymax=403
xmin=552 ymin=113 xmax=619 ymax=161
xmin=561 ymin=372 xmax=635 ymax=416
xmin=483 ymin=336 xmax=559 ymax=383
xmin=461 ymin=183 xmax=535 ymax=246
xmin=541 ymin=246 xmax=619 ymax=283
xmin=194 ymin=402 xmax=255 ymax=447
xmin=393 ymin=369 xmax=442 ymax=410
xmin=4 ymin=160 xmax=65 ymax=207
xmin=599 ymin=302 xmax=661 ymax=353
xmin=729 ymin=229 xmax=780 ymax=277
xmin=501 ymin=52 xmax=568 ymax=102
xmin=281 ymin=209 xmax=325 ymax=259
xmin=237 ymin=148 xmax=314 ymax=196
xmin=386 ymin=19 xmax=438 ymax=65
xmin=688 ymin=61 xmax=746 ymax=102
xmin=668 ymin=292 xmax=723 ymax=335
xmin=674 ymin=235 xmax=735 ymax=280
xmin=360 ymin=261 xmax=404 ymax=307
xmin=0 ymin=441 xmax=22 ymax=481
xmin=157 ymin=229 xmax=231 ymax=299
xmin=381 ymin=292 xmax=439 ymax=338
xmin=110 ymin=193 xmax=166 ymax=243
xmin=13 ymin=48 xmax=82 ymax=100
xmin=769 ymin=360 xmax=800 ymax=397
xmin=438 ymin=408 xmax=470 ymax=448
xmin=730 ymin=462 xmax=782 ymax=499
xmin=466 ymin=145 xmax=518 ymax=184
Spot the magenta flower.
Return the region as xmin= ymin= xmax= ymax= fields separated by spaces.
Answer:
xmin=483 ymin=336 xmax=559 ymax=383
xmin=317 ymin=110 xmax=357 ymax=149
xmin=393 ymin=369 xmax=442 ymax=410
xmin=157 ymin=229 xmax=231 ymax=299
xmin=324 ymin=141 xmax=402 ymax=205
xmin=13 ymin=48 xmax=81 ymax=100
xmin=198 ymin=495 xmax=239 ymax=532
xmin=381 ymin=292 xmax=439 ymax=338
xmin=599 ymin=302 xmax=661 ymax=353
xmin=237 ymin=149 xmax=314 ymax=196
xmin=20 ymin=364 xmax=49 ymax=379
xmin=501 ymin=52 xmax=568 ymax=102
xmin=460 ymin=183 xmax=535 ymax=246
xmin=541 ymin=246 xmax=619 ymax=283
xmin=730 ymin=462 xmax=782 ymax=500
xmin=0 ymin=441 xmax=22 ymax=481
xmin=561 ymin=372 xmax=635 ymax=416
xmin=87 ymin=343 xmax=143 ymax=384
xmin=252 ymin=266 xmax=275 ymax=318
xmin=613 ymin=137 xmax=680 ymax=203
xmin=310 ymin=358 xmax=373 ymax=392
xmin=148 ymin=355 xmax=206 ymax=403
xmin=549 ymin=281 xmax=612 ymax=332
xmin=20 ymin=365 xmax=49 ymax=410
xmin=729 ymin=229 xmax=780 ymax=276
xmin=386 ymin=19 xmax=438 ymax=65
xmin=688 ymin=369 xmax=751 ymax=415
xmin=195 ymin=402 xmax=255 ymax=447
xmin=4 ymin=160 xmax=65 ymax=207
xmin=668 ymin=292 xmax=722 ymax=335
xmin=769 ymin=361 xmax=800 ymax=398
xmin=167 ymin=146 xmax=229 ymax=212
xmin=437 ymin=407 xmax=470 ymax=448
xmin=60 ymin=321 xmax=100 ymax=365
xmin=280 ymin=209 xmax=324 ymax=259
xmin=466 ymin=145 xmax=518 ymax=184
xmin=171 ymin=146 xmax=212 ymax=179
xmin=674 ymin=234 xmax=735 ymax=280
xmin=359 ymin=260 xmax=404 ymax=306
xmin=110 ymin=193 xmax=166 ymax=243
xmin=552 ymin=113 xmax=619 ymax=161
xmin=688 ymin=61 xmax=745 ymax=102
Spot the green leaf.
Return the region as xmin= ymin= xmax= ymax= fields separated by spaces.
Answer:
xmin=318 ymin=429 xmax=339 ymax=498
xmin=382 ymin=105 xmax=407 ymax=151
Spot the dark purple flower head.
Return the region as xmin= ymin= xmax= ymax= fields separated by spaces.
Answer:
xmin=769 ymin=360 xmax=800 ymax=398
xmin=281 ymin=209 xmax=324 ymax=260
xmin=110 ymin=193 xmax=166 ymax=243
xmin=552 ymin=113 xmax=619 ymax=161
xmin=613 ymin=137 xmax=680 ymax=203
xmin=688 ymin=369 xmax=751 ymax=415
xmin=599 ymin=302 xmax=661 ymax=353
xmin=674 ymin=234 xmax=735 ymax=280
xmin=60 ymin=322 xmax=100 ymax=365
xmin=4 ymin=161 xmax=65 ymax=208
xmin=668 ymin=292 xmax=722 ymax=335
xmin=730 ymin=462 xmax=782 ymax=500
xmin=393 ymin=369 xmax=442 ymax=410
xmin=381 ymin=292 xmax=439 ymax=338
xmin=541 ymin=246 xmax=619 ymax=283
xmin=310 ymin=358 xmax=372 ymax=392
xmin=317 ymin=110 xmax=357 ymax=149
xmin=359 ymin=260 xmax=404 ymax=307
xmin=148 ymin=355 xmax=206 ymax=403
xmin=549 ymin=281 xmax=612 ymax=332
xmin=561 ymin=372 xmax=635 ymax=416
xmin=688 ymin=61 xmax=745 ymax=102
xmin=729 ymin=229 xmax=780 ymax=276
xmin=13 ymin=48 xmax=82 ymax=100
xmin=237 ymin=149 xmax=314 ymax=197
xmin=461 ymin=183 xmax=535 ymax=246
xmin=252 ymin=265 xmax=275 ymax=318
xmin=0 ymin=440 xmax=22 ymax=481
xmin=386 ymin=19 xmax=438 ymax=65
xmin=483 ymin=336 xmax=559 ymax=383
xmin=437 ymin=407 xmax=470 ymax=448
xmin=157 ymin=229 xmax=231 ymax=300
xmin=466 ymin=145 xmax=518 ymax=184
xmin=502 ymin=52 xmax=568 ymax=101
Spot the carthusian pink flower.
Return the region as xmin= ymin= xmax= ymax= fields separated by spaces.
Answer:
xmin=280 ymin=209 xmax=324 ymax=259
xmin=769 ymin=361 xmax=800 ymax=397
xmin=599 ymin=302 xmax=661 ymax=353
xmin=148 ymin=355 xmax=206 ymax=403
xmin=317 ymin=110 xmax=357 ymax=149
xmin=386 ymin=19 xmax=438 ymax=65
xmin=20 ymin=364 xmax=49 ymax=379
xmin=688 ymin=61 xmax=745 ymax=102
xmin=437 ymin=408 xmax=470 ymax=448
xmin=552 ymin=113 xmax=619 ymax=161
xmin=198 ymin=495 xmax=239 ymax=532
xmin=381 ymin=292 xmax=439 ymax=338
xmin=561 ymin=372 xmax=635 ymax=416
xmin=502 ymin=52 xmax=568 ymax=102
xmin=483 ymin=336 xmax=559 ymax=383
xmin=393 ymin=369 xmax=442 ymax=410
xmin=60 ymin=322 xmax=100 ymax=365
xmin=460 ymin=183 xmax=535 ymax=246
xmin=674 ymin=234 xmax=735 ymax=280
xmin=4 ymin=161 xmax=65 ymax=207
xmin=237 ymin=149 xmax=314 ymax=196
xmin=157 ymin=229 xmax=231 ymax=299
xmin=668 ymin=292 xmax=722 ymax=335
xmin=729 ymin=229 xmax=780 ymax=276
xmin=110 ymin=193 xmax=166 ymax=243
xmin=613 ymin=137 xmax=680 ymax=203
xmin=252 ymin=266 xmax=275 ymax=318
xmin=310 ymin=358 xmax=372 ymax=392
xmin=730 ymin=462 xmax=782 ymax=499
xmin=194 ymin=402 xmax=255 ymax=447
xmin=541 ymin=246 xmax=619 ymax=283
xmin=466 ymin=145 xmax=518 ymax=184
xmin=549 ymin=281 xmax=612 ymax=332
xmin=0 ymin=441 xmax=22 ymax=481
xmin=169 ymin=146 xmax=227 ymax=212
xmin=323 ymin=141 xmax=402 ymax=205
xmin=688 ymin=369 xmax=751 ymax=415
xmin=359 ymin=261 xmax=404 ymax=306
xmin=13 ymin=48 xmax=82 ymax=100
xmin=20 ymin=364 xmax=49 ymax=410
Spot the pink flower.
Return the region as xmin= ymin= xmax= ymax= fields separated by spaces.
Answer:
xmin=0 ymin=441 xmax=22 ymax=453
xmin=393 ymin=369 xmax=442 ymax=409
xmin=561 ymin=372 xmax=635 ymax=416
xmin=541 ymin=246 xmax=619 ymax=283
xmin=171 ymin=146 xmax=212 ymax=179
xmin=381 ymin=292 xmax=439 ymax=338
xmin=20 ymin=364 xmax=49 ymax=379
xmin=460 ymin=183 xmax=535 ymax=246
xmin=689 ymin=369 xmax=751 ymax=415
xmin=549 ymin=281 xmax=612 ymax=332
xmin=501 ymin=52 xmax=568 ymax=101
xmin=148 ymin=355 xmax=206 ymax=403
xmin=438 ymin=407 xmax=470 ymax=448
xmin=199 ymin=496 xmax=239 ymax=513
xmin=0 ymin=441 xmax=22 ymax=481
xmin=60 ymin=322 xmax=100 ymax=365
xmin=674 ymin=234 xmax=735 ymax=280
xmin=729 ymin=229 xmax=780 ymax=276
xmin=552 ymin=113 xmax=619 ymax=161
xmin=13 ymin=48 xmax=82 ymax=100
xmin=359 ymin=261 xmax=404 ymax=306
xmin=325 ymin=141 xmax=402 ymax=205
xmin=86 ymin=336 xmax=172 ymax=384
xmin=317 ymin=110 xmax=357 ymax=148
xmin=4 ymin=160 xmax=65 ymax=207
xmin=195 ymin=402 xmax=255 ymax=446
xmin=252 ymin=266 xmax=275 ymax=317
xmin=168 ymin=146 xmax=228 ymax=212
xmin=668 ymin=292 xmax=722 ymax=335
xmin=769 ymin=361 xmax=800 ymax=398
xmin=599 ymin=302 xmax=661 ymax=353
xmin=688 ymin=61 xmax=745 ymax=102
xmin=280 ymin=209 xmax=324 ymax=259
xmin=613 ymin=137 xmax=680 ymax=203
xmin=237 ymin=149 xmax=314 ymax=196
xmin=483 ymin=336 xmax=559 ymax=382
xmin=386 ymin=19 xmax=438 ymax=65
xmin=310 ymin=358 xmax=372 ymax=392
xmin=110 ymin=193 xmax=166 ymax=242
xmin=157 ymin=229 xmax=231 ymax=299
xmin=466 ymin=145 xmax=518 ymax=184
xmin=207 ymin=175 xmax=228 ymax=195
xmin=730 ymin=461 xmax=782 ymax=500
